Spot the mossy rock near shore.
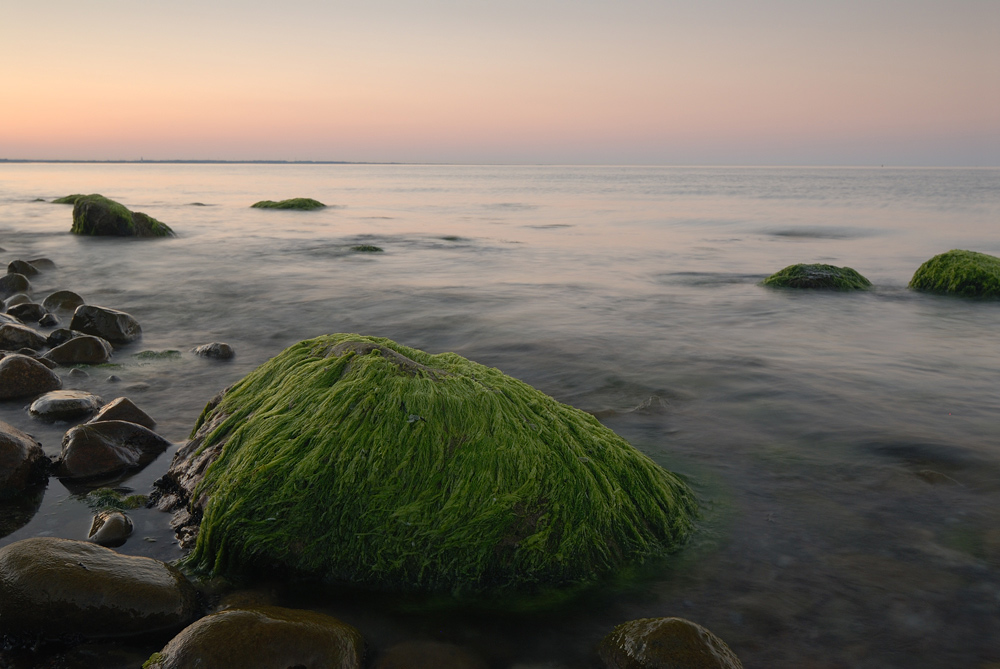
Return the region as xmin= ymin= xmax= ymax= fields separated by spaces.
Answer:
xmin=250 ymin=198 xmax=326 ymax=210
xmin=161 ymin=334 xmax=695 ymax=594
xmin=70 ymin=194 xmax=174 ymax=237
xmin=908 ymin=249 xmax=1000 ymax=298
xmin=762 ymin=263 xmax=872 ymax=290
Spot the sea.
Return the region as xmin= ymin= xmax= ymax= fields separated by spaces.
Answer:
xmin=0 ymin=163 xmax=998 ymax=668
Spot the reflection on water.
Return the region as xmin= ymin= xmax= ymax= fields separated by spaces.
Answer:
xmin=0 ymin=165 xmax=999 ymax=666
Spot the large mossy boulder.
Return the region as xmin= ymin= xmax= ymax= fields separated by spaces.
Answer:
xmin=908 ymin=249 xmax=1000 ymax=298
xmin=70 ymin=194 xmax=174 ymax=237
xmin=160 ymin=334 xmax=696 ymax=595
xmin=250 ymin=198 xmax=326 ymax=210
xmin=762 ymin=263 xmax=871 ymax=290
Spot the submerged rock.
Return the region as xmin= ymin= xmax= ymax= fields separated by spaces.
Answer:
xmin=54 ymin=420 xmax=170 ymax=480
xmin=29 ymin=389 xmax=104 ymax=421
xmin=87 ymin=509 xmax=134 ymax=547
xmin=250 ymin=197 xmax=326 ymax=210
xmin=0 ymin=537 xmax=198 ymax=640
xmin=4 ymin=294 xmax=30 ymax=309
xmin=145 ymin=606 xmax=364 ymax=669
xmin=90 ymin=396 xmax=156 ymax=429
xmin=44 ymin=334 xmax=114 ymax=365
xmin=0 ymin=420 xmax=49 ymax=499
xmin=0 ymin=323 xmax=48 ymax=351
xmin=0 ymin=354 xmax=62 ymax=400
xmin=70 ymin=305 xmax=142 ymax=344
xmin=351 ymin=244 xmax=384 ymax=253
xmin=7 ymin=260 xmax=38 ymax=277
xmin=762 ymin=263 xmax=871 ymax=290
xmin=598 ymin=617 xmax=744 ymax=669
xmin=908 ymin=249 xmax=1000 ymax=298
xmin=71 ymin=194 xmax=175 ymax=237
xmin=192 ymin=342 xmax=234 ymax=360
xmin=42 ymin=289 xmax=86 ymax=313
xmin=0 ymin=273 xmax=31 ymax=300
xmin=160 ymin=333 xmax=696 ymax=594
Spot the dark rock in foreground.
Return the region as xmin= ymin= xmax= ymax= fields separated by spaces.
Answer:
xmin=192 ymin=342 xmax=234 ymax=360
xmin=0 ymin=354 xmax=62 ymax=400
xmin=70 ymin=305 xmax=142 ymax=345
xmin=0 ymin=537 xmax=198 ymax=640
xmin=144 ymin=606 xmax=364 ymax=669
xmin=70 ymin=194 xmax=175 ymax=237
xmin=908 ymin=249 xmax=1000 ymax=298
xmin=250 ymin=198 xmax=326 ymax=210
xmin=0 ymin=420 xmax=49 ymax=500
xmin=29 ymin=390 xmax=104 ymax=421
xmin=763 ymin=263 xmax=871 ymax=290
xmin=0 ymin=323 xmax=48 ymax=351
xmin=54 ymin=420 xmax=170 ymax=480
xmin=44 ymin=334 xmax=114 ymax=365
xmin=90 ymin=396 xmax=156 ymax=429
xmin=599 ymin=617 xmax=744 ymax=669
xmin=6 ymin=302 xmax=47 ymax=324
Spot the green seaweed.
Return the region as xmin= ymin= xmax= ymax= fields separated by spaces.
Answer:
xmin=85 ymin=487 xmax=148 ymax=511
xmin=70 ymin=194 xmax=174 ymax=237
xmin=185 ymin=334 xmax=696 ymax=595
xmin=351 ymin=245 xmax=384 ymax=253
xmin=250 ymin=198 xmax=326 ymax=210
xmin=908 ymin=249 xmax=1000 ymax=298
xmin=52 ymin=194 xmax=86 ymax=204
xmin=762 ymin=263 xmax=872 ymax=290
xmin=142 ymin=652 xmax=164 ymax=669
xmin=133 ymin=350 xmax=182 ymax=360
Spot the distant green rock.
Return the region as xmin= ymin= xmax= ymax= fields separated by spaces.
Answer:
xmin=70 ymin=194 xmax=174 ymax=237
xmin=908 ymin=249 xmax=1000 ymax=298
xmin=250 ymin=198 xmax=326 ymax=210
xmin=161 ymin=334 xmax=696 ymax=595
xmin=763 ymin=263 xmax=872 ymax=290
xmin=351 ymin=245 xmax=383 ymax=253
xmin=53 ymin=194 xmax=86 ymax=205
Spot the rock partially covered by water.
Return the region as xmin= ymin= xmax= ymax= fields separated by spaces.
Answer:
xmin=0 ymin=354 xmax=62 ymax=400
xmin=145 ymin=606 xmax=364 ymax=669
xmin=250 ymin=197 xmax=326 ymax=210
xmin=44 ymin=334 xmax=114 ymax=365
xmin=0 ymin=537 xmax=198 ymax=640
xmin=762 ymin=263 xmax=871 ymax=290
xmin=42 ymin=289 xmax=85 ymax=313
xmin=70 ymin=305 xmax=142 ymax=345
xmin=7 ymin=260 xmax=38 ymax=277
xmin=6 ymin=302 xmax=47 ymax=324
xmin=29 ymin=390 xmax=105 ymax=421
xmin=598 ymin=617 xmax=744 ymax=669
xmin=90 ymin=396 xmax=156 ymax=429
xmin=70 ymin=194 xmax=175 ymax=237
xmin=0 ymin=273 xmax=31 ymax=300
xmin=0 ymin=420 xmax=49 ymax=499
xmin=160 ymin=333 xmax=695 ymax=594
xmin=192 ymin=342 xmax=234 ymax=360
xmin=908 ymin=249 xmax=1000 ymax=298
xmin=87 ymin=509 xmax=133 ymax=547
xmin=0 ymin=323 xmax=48 ymax=351
xmin=54 ymin=420 xmax=170 ymax=480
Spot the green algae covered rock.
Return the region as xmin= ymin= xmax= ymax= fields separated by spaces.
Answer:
xmin=52 ymin=194 xmax=86 ymax=205
xmin=71 ymin=194 xmax=174 ymax=237
xmin=762 ymin=263 xmax=871 ymax=290
xmin=908 ymin=249 xmax=1000 ymax=298
xmin=162 ymin=334 xmax=696 ymax=595
xmin=250 ymin=197 xmax=326 ymax=210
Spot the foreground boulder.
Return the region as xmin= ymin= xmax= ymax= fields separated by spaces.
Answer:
xmin=0 ymin=420 xmax=49 ymax=499
xmin=762 ymin=263 xmax=871 ymax=290
xmin=908 ymin=249 xmax=1000 ymax=298
xmin=0 ymin=354 xmax=62 ymax=400
xmin=159 ymin=334 xmax=695 ymax=594
xmin=54 ymin=420 xmax=171 ymax=480
xmin=250 ymin=198 xmax=326 ymax=210
xmin=70 ymin=305 xmax=142 ymax=344
xmin=144 ymin=606 xmax=364 ymax=669
xmin=0 ymin=537 xmax=198 ymax=640
xmin=70 ymin=194 xmax=175 ymax=237
xmin=599 ymin=617 xmax=743 ymax=669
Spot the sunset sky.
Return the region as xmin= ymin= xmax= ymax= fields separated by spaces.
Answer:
xmin=2 ymin=1 xmax=997 ymax=165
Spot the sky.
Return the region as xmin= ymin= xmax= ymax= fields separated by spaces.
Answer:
xmin=2 ymin=0 xmax=998 ymax=165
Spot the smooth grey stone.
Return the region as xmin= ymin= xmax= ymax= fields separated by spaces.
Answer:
xmin=54 ymin=420 xmax=170 ymax=480
xmin=70 ymin=305 xmax=141 ymax=345
xmin=0 ymin=420 xmax=49 ymax=499
xmin=44 ymin=335 xmax=114 ymax=366
xmin=88 ymin=510 xmax=133 ymax=547
xmin=42 ymin=290 xmax=85 ymax=313
xmin=192 ymin=342 xmax=235 ymax=360
xmin=6 ymin=303 xmax=46 ymax=324
xmin=0 ymin=324 xmax=47 ymax=351
xmin=90 ymin=397 xmax=156 ymax=430
xmin=0 ymin=354 xmax=62 ymax=400
xmin=7 ymin=260 xmax=38 ymax=277
xmin=29 ymin=390 xmax=104 ymax=421
xmin=0 ymin=274 xmax=30 ymax=300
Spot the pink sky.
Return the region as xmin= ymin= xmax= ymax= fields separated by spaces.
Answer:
xmin=2 ymin=1 xmax=997 ymax=165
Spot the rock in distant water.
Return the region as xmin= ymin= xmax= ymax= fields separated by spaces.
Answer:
xmin=762 ymin=263 xmax=872 ymax=290
xmin=42 ymin=289 xmax=85 ymax=312
xmin=0 ymin=323 xmax=48 ymax=350
xmin=192 ymin=342 xmax=234 ymax=360
xmin=598 ymin=617 xmax=744 ymax=669
xmin=0 ymin=273 xmax=31 ymax=300
xmin=351 ymin=244 xmax=384 ymax=253
xmin=0 ymin=537 xmax=198 ymax=640
xmin=44 ymin=334 xmax=114 ymax=365
xmin=0 ymin=354 xmax=62 ymax=400
xmin=87 ymin=509 xmax=133 ymax=547
xmin=7 ymin=260 xmax=38 ymax=277
xmin=70 ymin=194 xmax=175 ymax=237
xmin=29 ymin=390 xmax=104 ymax=421
xmin=0 ymin=420 xmax=49 ymax=500
xmin=908 ymin=249 xmax=1000 ymax=298
xmin=54 ymin=420 xmax=170 ymax=480
xmin=144 ymin=606 xmax=364 ymax=669
xmin=52 ymin=194 xmax=86 ymax=205
xmin=26 ymin=257 xmax=56 ymax=270
xmin=70 ymin=305 xmax=142 ymax=344
xmin=6 ymin=302 xmax=46 ymax=324
xmin=250 ymin=198 xmax=326 ymax=210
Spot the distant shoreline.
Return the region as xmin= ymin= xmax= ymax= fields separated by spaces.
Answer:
xmin=0 ymin=159 xmax=397 ymax=165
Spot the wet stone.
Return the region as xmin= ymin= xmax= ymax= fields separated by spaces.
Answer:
xmin=46 ymin=327 xmax=79 ymax=348
xmin=598 ymin=617 xmax=744 ymax=669
xmin=0 ymin=273 xmax=30 ymax=300
xmin=43 ymin=334 xmax=114 ymax=366
xmin=87 ymin=510 xmax=133 ymax=547
xmin=38 ymin=312 xmax=59 ymax=328
xmin=0 ymin=420 xmax=49 ymax=500
xmin=25 ymin=257 xmax=56 ymax=270
xmin=192 ymin=341 xmax=235 ymax=360
xmin=90 ymin=396 xmax=156 ymax=430
xmin=6 ymin=302 xmax=47 ymax=323
xmin=0 ymin=354 xmax=62 ymax=400
xmin=7 ymin=260 xmax=39 ymax=277
xmin=70 ymin=305 xmax=141 ymax=345
xmin=0 ymin=323 xmax=47 ymax=351
xmin=69 ymin=368 xmax=90 ymax=378
xmin=29 ymin=390 xmax=104 ymax=422
xmin=42 ymin=289 xmax=85 ymax=313
xmin=54 ymin=420 xmax=170 ymax=480
xmin=4 ymin=293 xmax=31 ymax=309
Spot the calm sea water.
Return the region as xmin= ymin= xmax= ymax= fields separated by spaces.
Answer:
xmin=1 ymin=164 xmax=999 ymax=667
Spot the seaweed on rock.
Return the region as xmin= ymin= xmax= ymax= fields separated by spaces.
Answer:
xmin=70 ymin=194 xmax=174 ymax=237
xmin=250 ymin=198 xmax=326 ymax=210
xmin=762 ymin=263 xmax=871 ymax=290
xmin=182 ymin=334 xmax=696 ymax=594
xmin=908 ymin=249 xmax=1000 ymax=298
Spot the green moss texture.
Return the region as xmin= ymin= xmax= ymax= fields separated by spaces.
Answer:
xmin=250 ymin=198 xmax=326 ymax=210
xmin=763 ymin=263 xmax=871 ymax=290
xmin=908 ymin=249 xmax=1000 ymax=298
xmin=70 ymin=194 xmax=174 ymax=237
xmin=186 ymin=334 xmax=696 ymax=594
